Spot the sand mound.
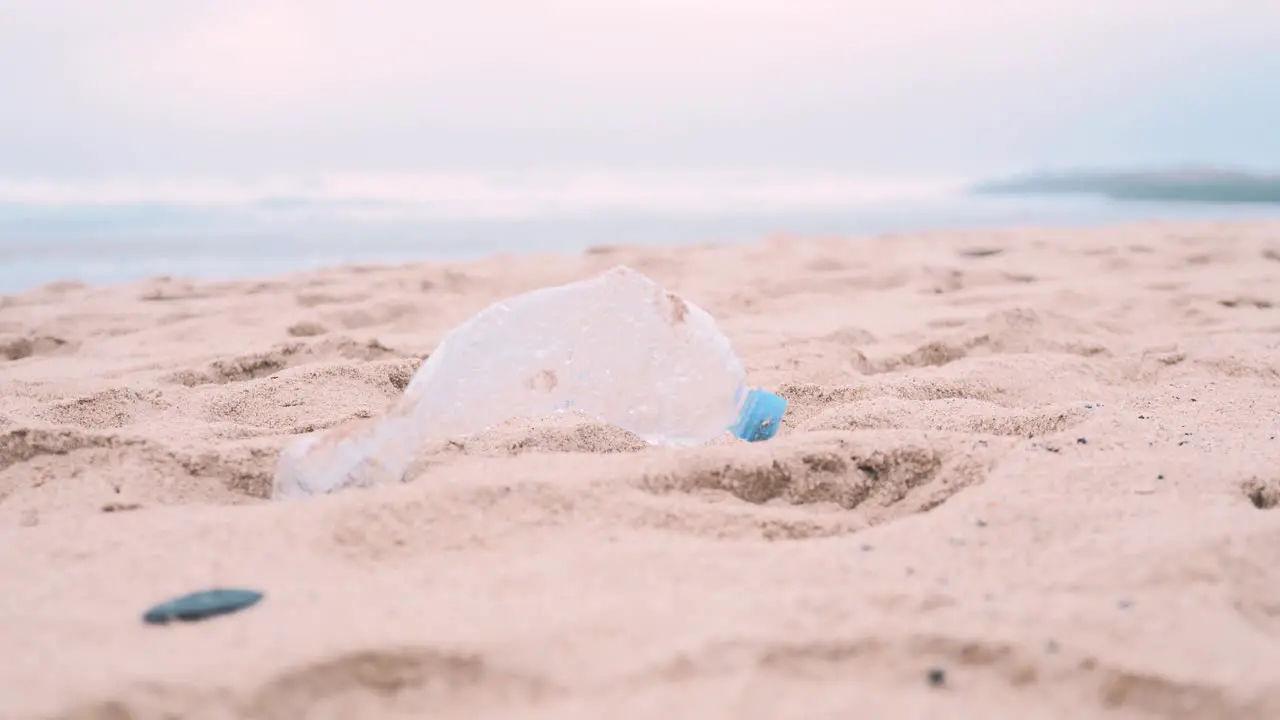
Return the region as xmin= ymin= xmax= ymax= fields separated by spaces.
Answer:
xmin=2 ymin=221 xmax=1280 ymax=719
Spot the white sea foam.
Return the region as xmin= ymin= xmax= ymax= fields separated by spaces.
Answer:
xmin=0 ymin=173 xmax=969 ymax=218
xmin=1 ymin=173 xmax=1275 ymax=293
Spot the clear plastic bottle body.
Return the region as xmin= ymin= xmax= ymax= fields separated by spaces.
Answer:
xmin=403 ymin=265 xmax=746 ymax=445
xmin=272 ymin=266 xmax=776 ymax=499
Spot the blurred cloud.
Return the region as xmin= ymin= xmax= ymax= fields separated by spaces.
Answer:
xmin=1 ymin=0 xmax=1278 ymax=182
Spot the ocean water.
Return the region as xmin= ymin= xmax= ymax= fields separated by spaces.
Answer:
xmin=1 ymin=176 xmax=1277 ymax=293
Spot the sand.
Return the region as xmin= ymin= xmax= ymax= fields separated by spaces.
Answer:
xmin=2 ymin=220 xmax=1280 ymax=719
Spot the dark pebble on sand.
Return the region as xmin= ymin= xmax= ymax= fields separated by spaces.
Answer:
xmin=1076 ymin=437 xmax=1088 ymax=445
xmin=143 ymin=588 xmax=264 ymax=625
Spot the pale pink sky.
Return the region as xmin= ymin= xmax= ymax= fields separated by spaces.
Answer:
xmin=1 ymin=0 xmax=1278 ymax=182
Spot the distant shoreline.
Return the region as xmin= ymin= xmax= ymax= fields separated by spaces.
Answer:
xmin=972 ymin=168 xmax=1280 ymax=205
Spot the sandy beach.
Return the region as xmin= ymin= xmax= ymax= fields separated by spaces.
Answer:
xmin=3 ymin=220 xmax=1280 ymax=719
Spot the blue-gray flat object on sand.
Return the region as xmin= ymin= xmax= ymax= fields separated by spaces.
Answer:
xmin=143 ymin=588 xmax=264 ymax=625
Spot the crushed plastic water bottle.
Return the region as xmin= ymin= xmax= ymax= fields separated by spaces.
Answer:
xmin=271 ymin=265 xmax=786 ymax=499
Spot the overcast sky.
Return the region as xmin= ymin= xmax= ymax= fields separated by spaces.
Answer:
xmin=2 ymin=0 xmax=1278 ymax=187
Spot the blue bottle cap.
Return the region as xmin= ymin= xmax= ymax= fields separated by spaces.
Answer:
xmin=730 ymin=387 xmax=787 ymax=442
